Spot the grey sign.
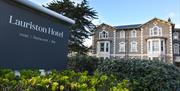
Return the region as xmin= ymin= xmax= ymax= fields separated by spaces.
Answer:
xmin=0 ymin=0 xmax=74 ymax=70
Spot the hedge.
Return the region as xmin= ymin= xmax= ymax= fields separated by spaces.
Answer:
xmin=97 ymin=59 xmax=180 ymax=91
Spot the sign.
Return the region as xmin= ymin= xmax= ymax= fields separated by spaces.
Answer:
xmin=0 ymin=0 xmax=74 ymax=70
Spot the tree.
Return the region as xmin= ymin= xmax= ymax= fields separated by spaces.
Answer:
xmin=45 ymin=0 xmax=97 ymax=54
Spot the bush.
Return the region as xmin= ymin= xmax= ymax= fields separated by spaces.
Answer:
xmin=67 ymin=55 xmax=103 ymax=74
xmin=97 ymin=59 xmax=180 ymax=91
xmin=0 ymin=69 xmax=129 ymax=91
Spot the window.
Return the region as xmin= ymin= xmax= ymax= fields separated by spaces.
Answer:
xmin=100 ymin=43 xmax=104 ymax=52
xmin=99 ymin=30 xmax=108 ymax=39
xmin=120 ymin=31 xmax=125 ymax=38
xmin=173 ymin=32 xmax=179 ymax=40
xmin=174 ymin=44 xmax=179 ymax=54
xmin=152 ymin=40 xmax=159 ymax=52
xmin=161 ymin=40 xmax=164 ymax=51
xmin=106 ymin=43 xmax=109 ymax=52
xmin=99 ymin=42 xmax=110 ymax=52
xmin=149 ymin=26 xmax=162 ymax=36
xmin=147 ymin=39 xmax=165 ymax=53
xmin=119 ymin=42 xmax=125 ymax=52
xmin=131 ymin=30 xmax=137 ymax=38
xmin=148 ymin=41 xmax=151 ymax=52
xmin=131 ymin=42 xmax=137 ymax=52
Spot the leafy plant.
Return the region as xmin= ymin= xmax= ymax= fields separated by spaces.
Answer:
xmin=67 ymin=55 xmax=103 ymax=74
xmin=0 ymin=69 xmax=129 ymax=91
xmin=97 ymin=59 xmax=180 ymax=91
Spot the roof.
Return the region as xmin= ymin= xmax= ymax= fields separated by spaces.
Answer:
xmin=14 ymin=0 xmax=75 ymax=24
xmin=113 ymin=18 xmax=173 ymax=30
xmin=114 ymin=24 xmax=142 ymax=29
xmin=140 ymin=17 xmax=172 ymax=27
xmin=174 ymin=28 xmax=180 ymax=31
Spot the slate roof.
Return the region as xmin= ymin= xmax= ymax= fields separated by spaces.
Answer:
xmin=114 ymin=24 xmax=142 ymax=29
xmin=174 ymin=28 xmax=180 ymax=31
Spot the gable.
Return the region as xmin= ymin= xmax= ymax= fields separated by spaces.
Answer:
xmin=141 ymin=18 xmax=172 ymax=28
xmin=94 ymin=23 xmax=116 ymax=39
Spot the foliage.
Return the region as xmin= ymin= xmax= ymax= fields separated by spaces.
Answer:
xmin=0 ymin=69 xmax=129 ymax=91
xmin=45 ymin=0 xmax=97 ymax=54
xmin=97 ymin=59 xmax=180 ymax=91
xmin=67 ymin=55 xmax=103 ymax=74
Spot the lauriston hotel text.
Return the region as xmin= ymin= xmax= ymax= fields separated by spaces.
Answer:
xmin=9 ymin=15 xmax=63 ymax=38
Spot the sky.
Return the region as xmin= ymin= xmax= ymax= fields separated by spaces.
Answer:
xmin=29 ymin=0 xmax=180 ymax=46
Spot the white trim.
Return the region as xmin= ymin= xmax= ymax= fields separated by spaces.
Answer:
xmin=113 ymin=31 xmax=116 ymax=57
xmin=131 ymin=29 xmax=137 ymax=38
xmin=99 ymin=30 xmax=109 ymax=39
xmin=173 ymin=32 xmax=179 ymax=40
xmin=173 ymin=43 xmax=179 ymax=54
xmin=169 ymin=26 xmax=173 ymax=62
xmin=15 ymin=0 xmax=75 ymax=24
xmin=149 ymin=25 xmax=162 ymax=36
xmin=119 ymin=42 xmax=125 ymax=52
xmin=141 ymin=28 xmax=143 ymax=59
xmin=120 ymin=30 xmax=125 ymax=38
xmin=96 ymin=41 xmax=110 ymax=59
xmin=130 ymin=41 xmax=137 ymax=52
xmin=174 ymin=56 xmax=180 ymax=62
xmin=109 ymin=54 xmax=173 ymax=57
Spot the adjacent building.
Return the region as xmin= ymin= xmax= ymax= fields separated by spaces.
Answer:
xmin=92 ymin=18 xmax=180 ymax=66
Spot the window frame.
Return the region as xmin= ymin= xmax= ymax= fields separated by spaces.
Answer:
xmin=130 ymin=41 xmax=137 ymax=52
xmin=173 ymin=32 xmax=179 ymax=40
xmin=174 ymin=43 xmax=179 ymax=54
xmin=100 ymin=42 xmax=105 ymax=52
xmin=99 ymin=30 xmax=109 ymax=39
xmin=120 ymin=30 xmax=125 ymax=38
xmin=119 ymin=42 xmax=125 ymax=52
xmin=149 ymin=26 xmax=162 ymax=36
xmin=131 ymin=30 xmax=137 ymax=38
xmin=152 ymin=40 xmax=159 ymax=52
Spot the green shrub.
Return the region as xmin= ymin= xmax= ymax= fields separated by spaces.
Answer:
xmin=0 ymin=69 xmax=129 ymax=91
xmin=97 ymin=59 xmax=180 ymax=91
xmin=67 ymin=55 xmax=103 ymax=73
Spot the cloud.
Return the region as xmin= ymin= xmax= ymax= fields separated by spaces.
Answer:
xmin=175 ymin=23 xmax=180 ymax=28
xmin=71 ymin=0 xmax=83 ymax=4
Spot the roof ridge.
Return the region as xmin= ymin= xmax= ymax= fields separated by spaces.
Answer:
xmin=114 ymin=23 xmax=142 ymax=27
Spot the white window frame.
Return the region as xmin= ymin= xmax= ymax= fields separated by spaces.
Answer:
xmin=130 ymin=41 xmax=137 ymax=52
xmin=149 ymin=26 xmax=162 ymax=36
xmin=152 ymin=40 xmax=159 ymax=52
xmin=173 ymin=32 xmax=179 ymax=40
xmin=98 ymin=41 xmax=110 ymax=53
xmin=174 ymin=43 xmax=179 ymax=54
xmin=119 ymin=42 xmax=125 ymax=52
xmin=100 ymin=42 xmax=105 ymax=52
xmin=131 ymin=30 xmax=137 ymax=38
xmin=99 ymin=30 xmax=109 ymax=39
xmin=147 ymin=39 xmax=165 ymax=54
xmin=120 ymin=30 xmax=125 ymax=38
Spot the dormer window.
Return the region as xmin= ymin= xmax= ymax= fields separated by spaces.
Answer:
xmin=131 ymin=30 xmax=137 ymax=38
xmin=173 ymin=32 xmax=179 ymax=40
xmin=99 ymin=30 xmax=108 ymax=39
xmin=149 ymin=26 xmax=162 ymax=36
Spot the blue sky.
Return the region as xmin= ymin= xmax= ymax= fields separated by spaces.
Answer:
xmin=30 ymin=0 xmax=180 ymax=27
xmin=29 ymin=0 xmax=180 ymax=46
